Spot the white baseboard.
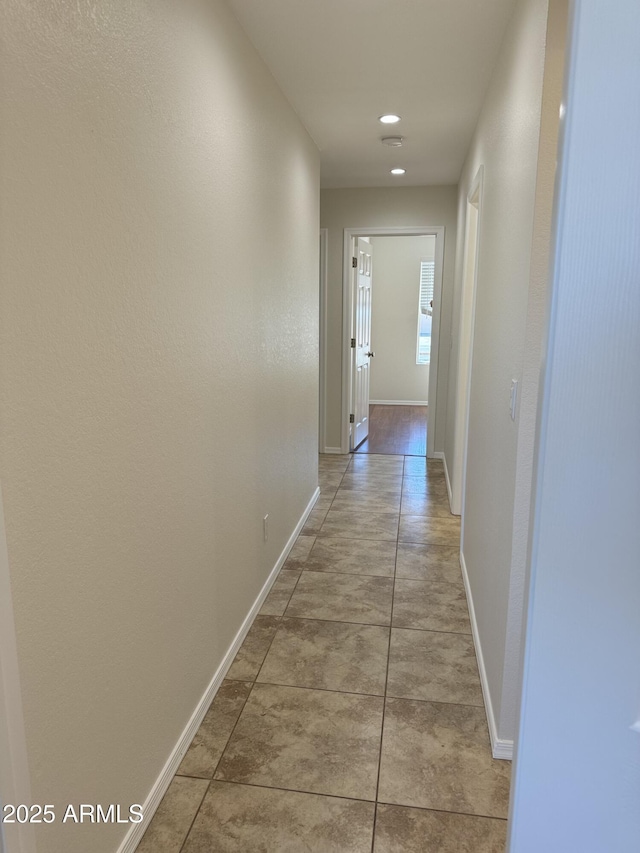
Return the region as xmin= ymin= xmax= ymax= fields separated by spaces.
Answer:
xmin=432 ymin=451 xmax=444 ymax=459
xmin=369 ymin=399 xmax=428 ymax=406
xmin=116 ymin=487 xmax=320 ymax=853
xmin=442 ymin=453 xmax=456 ymax=513
xmin=321 ymin=446 xmax=344 ymax=455
xmin=459 ymin=550 xmax=513 ymax=762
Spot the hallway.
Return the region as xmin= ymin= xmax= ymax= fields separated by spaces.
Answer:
xmin=138 ymin=454 xmax=510 ymax=852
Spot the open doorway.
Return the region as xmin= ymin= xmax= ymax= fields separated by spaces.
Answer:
xmin=353 ymin=234 xmax=436 ymax=456
xmin=339 ymin=226 xmax=445 ymax=458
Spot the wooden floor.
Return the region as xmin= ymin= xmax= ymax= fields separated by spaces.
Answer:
xmin=353 ymin=404 xmax=427 ymax=456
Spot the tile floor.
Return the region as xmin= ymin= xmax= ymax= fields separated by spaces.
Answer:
xmin=137 ymin=454 xmax=510 ymax=852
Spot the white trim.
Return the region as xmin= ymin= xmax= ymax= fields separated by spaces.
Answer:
xmin=432 ymin=451 xmax=444 ymax=459
xmin=318 ymin=229 xmax=329 ymax=455
xmin=0 ymin=484 xmax=36 ymax=853
xmin=460 ymin=549 xmax=513 ymax=761
xmin=369 ymin=399 xmax=427 ymax=407
xmin=442 ymin=453 xmax=455 ymax=513
xmin=340 ymin=226 xmax=446 ymax=457
xmin=426 ymin=229 xmax=445 ymax=459
xmin=116 ymin=487 xmax=320 ymax=853
xmin=454 ymin=166 xmax=484 ymax=519
xmin=320 ymin=446 xmax=344 ymax=455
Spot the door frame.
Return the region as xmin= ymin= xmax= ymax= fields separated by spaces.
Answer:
xmin=340 ymin=226 xmax=445 ymax=456
xmin=453 ymin=167 xmax=484 ymax=517
xmin=318 ymin=229 xmax=329 ymax=454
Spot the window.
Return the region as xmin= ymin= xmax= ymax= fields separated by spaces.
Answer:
xmin=416 ymin=259 xmax=434 ymax=364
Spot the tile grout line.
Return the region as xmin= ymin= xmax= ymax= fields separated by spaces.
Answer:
xmin=176 ymin=779 xmax=210 ymax=853
xmin=175 ymin=673 xmax=258 ymax=853
xmin=175 ymin=485 xmax=340 ymax=853
xmin=370 ymin=457 xmax=405 ymax=853
xmin=171 ymin=454 xmax=470 ymax=852
xmin=182 ymin=602 xmax=294 ymax=849
xmin=271 ymin=611 xmax=470 ymax=636
xmin=172 ymin=776 xmax=509 ymax=824
xmin=177 ymin=516 xmax=318 ymax=853
xmin=218 ymin=675 xmax=485 ymax=712
xmin=205 ymin=466 xmax=362 ymax=824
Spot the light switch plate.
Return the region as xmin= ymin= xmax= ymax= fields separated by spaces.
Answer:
xmin=510 ymin=379 xmax=518 ymax=421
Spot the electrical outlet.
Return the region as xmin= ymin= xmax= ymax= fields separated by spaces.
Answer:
xmin=263 ymin=514 xmax=269 ymax=542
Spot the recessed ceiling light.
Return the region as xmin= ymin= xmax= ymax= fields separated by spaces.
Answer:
xmin=379 ymin=114 xmax=401 ymax=124
xmin=390 ymin=168 xmax=406 ymax=175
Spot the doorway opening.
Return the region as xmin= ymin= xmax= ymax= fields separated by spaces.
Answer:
xmin=339 ymin=226 xmax=444 ymax=458
xmin=352 ymin=403 xmax=428 ymax=456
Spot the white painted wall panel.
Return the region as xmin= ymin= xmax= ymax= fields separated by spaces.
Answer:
xmin=510 ymin=1 xmax=640 ymax=849
xmin=444 ymin=0 xmax=556 ymax=748
xmin=0 ymin=2 xmax=319 ymax=851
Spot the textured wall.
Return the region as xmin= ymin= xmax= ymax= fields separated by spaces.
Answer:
xmin=320 ymin=186 xmax=457 ymax=451
xmin=501 ymin=0 xmax=567 ymax=742
xmin=0 ymin=2 xmax=319 ymax=851
xmin=444 ymin=0 xmax=553 ymax=745
xmin=510 ymin=2 xmax=640 ymax=848
xmin=369 ymin=236 xmax=435 ymax=404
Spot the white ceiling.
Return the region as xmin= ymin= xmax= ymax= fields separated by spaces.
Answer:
xmin=225 ymin=0 xmax=517 ymax=188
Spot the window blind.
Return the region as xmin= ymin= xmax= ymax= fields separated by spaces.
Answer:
xmin=419 ymin=260 xmax=435 ymax=316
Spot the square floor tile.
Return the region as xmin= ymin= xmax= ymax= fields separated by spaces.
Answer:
xmin=319 ymin=473 xmax=345 ymax=491
xmin=305 ymin=537 xmax=396 ymax=577
xmin=215 ymin=683 xmax=384 ymax=800
xmin=393 ymin=580 xmax=471 ymax=633
xmin=259 ymin=570 xmax=301 ymax=617
xmin=319 ymin=510 xmax=399 ymax=541
xmin=403 ymin=457 xmax=446 ymax=477
xmin=319 ymin=488 xmax=338 ymax=502
xmin=286 ymin=571 xmax=394 ymax=625
xmin=402 ymin=476 xmax=448 ymax=497
xmin=313 ymin=496 xmax=334 ymax=512
xmin=257 ymin=617 xmax=389 ymax=695
xmin=319 ymin=454 xmax=351 ymax=471
xmin=177 ymin=680 xmax=252 ymax=778
xmin=395 ymin=543 xmax=462 ymax=584
xmin=387 ymin=629 xmax=482 ymax=705
xmin=402 ymin=456 xmax=428 ymax=475
xmin=374 ymin=804 xmax=508 ymax=853
xmin=400 ymin=491 xmax=451 ymax=518
xmin=283 ymin=535 xmax=316 ymax=569
xmin=378 ymin=698 xmax=511 ymax=817
xmin=350 ymin=455 xmax=405 ymax=473
xmin=136 ymin=776 xmax=209 ymax=853
xmin=183 ymin=782 xmax=375 ymax=853
xmin=330 ymin=490 xmax=401 ymax=513
xmin=302 ymin=507 xmax=330 ymax=535
xmin=339 ymin=474 xmax=403 ymax=494
xmin=226 ymin=616 xmax=281 ymax=681
xmin=398 ymin=515 xmax=460 ymax=546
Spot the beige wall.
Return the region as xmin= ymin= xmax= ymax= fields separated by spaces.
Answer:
xmin=369 ymin=236 xmax=435 ymax=404
xmin=444 ymin=0 xmax=565 ymax=747
xmin=0 ymin=2 xmax=319 ymax=852
xmin=320 ymin=186 xmax=457 ymax=451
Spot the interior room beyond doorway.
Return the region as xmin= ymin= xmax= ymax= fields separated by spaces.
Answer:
xmin=352 ymin=234 xmax=435 ymax=457
xmin=353 ymin=403 xmax=427 ymax=456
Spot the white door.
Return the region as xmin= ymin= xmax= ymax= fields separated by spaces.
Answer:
xmin=351 ymin=238 xmax=374 ymax=449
